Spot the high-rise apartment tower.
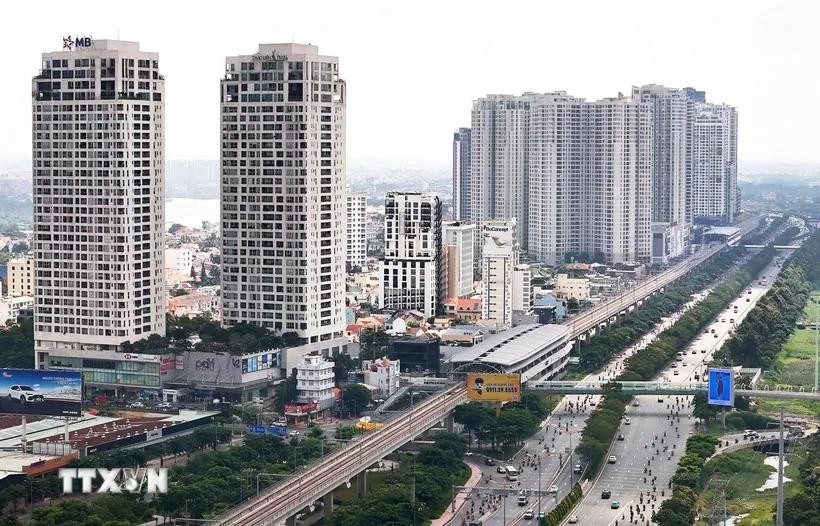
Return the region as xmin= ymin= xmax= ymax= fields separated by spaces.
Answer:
xmin=220 ymin=43 xmax=348 ymax=364
xmin=32 ymin=39 xmax=167 ymax=389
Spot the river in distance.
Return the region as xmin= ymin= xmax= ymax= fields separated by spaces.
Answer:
xmin=165 ymin=198 xmax=220 ymax=229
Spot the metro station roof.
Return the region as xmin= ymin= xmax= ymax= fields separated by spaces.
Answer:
xmin=450 ymin=324 xmax=571 ymax=367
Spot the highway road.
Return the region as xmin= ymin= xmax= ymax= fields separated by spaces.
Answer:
xmin=452 ymin=289 xmax=713 ymax=526
xmin=562 ymin=255 xmax=789 ymax=526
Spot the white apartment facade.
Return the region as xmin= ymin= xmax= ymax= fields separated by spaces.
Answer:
xmin=8 ymin=256 xmax=34 ymax=297
xmin=295 ymin=354 xmax=335 ymax=410
xmin=442 ymin=221 xmax=475 ymax=298
xmin=380 ymin=192 xmax=443 ymax=318
xmin=220 ymin=43 xmax=348 ymax=363
xmin=0 ymin=296 xmax=34 ymax=325
xmin=363 ymin=357 xmax=400 ymax=398
xmin=554 ymin=273 xmax=590 ymax=301
xmin=32 ymin=39 xmax=167 ymax=390
xmin=481 ymin=219 xmax=518 ymax=328
xmin=690 ymin=103 xmax=738 ymax=225
xmin=345 ymin=186 xmax=368 ymax=270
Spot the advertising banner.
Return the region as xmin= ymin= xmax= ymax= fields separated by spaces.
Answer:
xmin=0 ymin=368 xmax=83 ymax=417
xmin=707 ymin=368 xmax=735 ymax=407
xmin=466 ymin=373 xmax=521 ymax=402
xmin=481 ymin=220 xmax=516 ymax=257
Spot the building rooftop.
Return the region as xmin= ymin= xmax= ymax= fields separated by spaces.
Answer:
xmin=450 ymin=324 xmax=570 ymax=367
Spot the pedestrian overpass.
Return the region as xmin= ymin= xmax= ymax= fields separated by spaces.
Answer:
xmin=740 ymin=245 xmax=799 ymax=249
xmin=526 ymin=380 xmax=820 ymax=400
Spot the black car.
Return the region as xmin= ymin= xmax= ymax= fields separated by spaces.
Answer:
xmin=601 ymin=489 xmax=611 ymax=499
xmin=484 ymin=457 xmax=495 ymax=466
xmin=617 ymin=433 xmax=625 ymax=441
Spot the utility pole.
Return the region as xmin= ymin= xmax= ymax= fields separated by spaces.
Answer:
xmin=776 ymin=407 xmax=785 ymax=526
xmin=707 ymin=479 xmax=728 ymax=525
xmin=814 ymin=298 xmax=818 ymax=392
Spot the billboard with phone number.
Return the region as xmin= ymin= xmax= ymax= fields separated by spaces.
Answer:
xmin=0 ymin=369 xmax=83 ymax=417
xmin=466 ymin=373 xmax=521 ymax=402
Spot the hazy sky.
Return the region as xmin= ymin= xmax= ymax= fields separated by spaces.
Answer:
xmin=2 ymin=0 xmax=818 ymax=166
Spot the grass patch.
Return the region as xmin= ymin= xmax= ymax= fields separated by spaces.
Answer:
xmin=756 ymin=289 xmax=820 ymax=418
xmin=696 ymin=450 xmax=774 ymax=525
xmin=561 ymin=368 xmax=587 ymax=381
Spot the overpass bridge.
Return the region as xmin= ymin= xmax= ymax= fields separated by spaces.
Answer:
xmin=212 ymin=384 xmax=468 ymax=526
xmin=565 ymin=243 xmax=723 ymax=340
xmin=740 ymin=245 xmax=799 ymax=249
xmin=526 ymin=380 xmax=820 ymax=400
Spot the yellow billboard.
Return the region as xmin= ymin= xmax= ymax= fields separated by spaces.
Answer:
xmin=466 ymin=373 xmax=521 ymax=402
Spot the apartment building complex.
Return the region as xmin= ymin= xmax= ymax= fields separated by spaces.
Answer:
xmin=380 ymin=192 xmax=443 ymax=318
xmin=220 ymin=43 xmax=348 ymax=363
xmin=457 ymin=86 xmax=737 ymax=266
xmin=345 ymin=186 xmax=368 ymax=270
xmin=32 ymin=39 xmax=167 ymax=386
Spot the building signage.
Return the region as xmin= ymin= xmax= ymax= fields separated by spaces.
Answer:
xmin=160 ymin=358 xmax=176 ymax=373
xmin=482 ymin=221 xmax=516 ymax=257
xmin=195 ymin=358 xmax=215 ymax=371
xmin=466 ymin=373 xmax=521 ymax=402
xmin=284 ymin=402 xmax=319 ymax=415
xmin=175 ymin=356 xmax=184 ymax=370
xmin=121 ymin=353 xmax=160 ymax=363
xmin=62 ymin=36 xmax=93 ymax=51
xmin=252 ymin=51 xmax=289 ymax=61
xmin=707 ymin=368 xmax=735 ymax=407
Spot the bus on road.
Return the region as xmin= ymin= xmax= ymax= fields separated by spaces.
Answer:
xmin=505 ymin=466 xmax=519 ymax=481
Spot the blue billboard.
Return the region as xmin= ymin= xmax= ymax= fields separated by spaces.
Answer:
xmin=0 ymin=369 xmax=83 ymax=417
xmin=707 ymin=368 xmax=735 ymax=407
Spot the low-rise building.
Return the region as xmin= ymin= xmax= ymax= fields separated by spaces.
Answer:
xmin=295 ymin=354 xmax=335 ymax=410
xmin=7 ymin=256 xmax=34 ymax=297
xmin=168 ymin=292 xmax=220 ymax=319
xmin=0 ymin=296 xmax=34 ymax=325
xmin=362 ymin=358 xmax=400 ymax=398
xmin=440 ymin=325 xmax=485 ymax=346
xmin=442 ymin=297 xmax=482 ymax=322
xmin=554 ymin=273 xmax=590 ymax=301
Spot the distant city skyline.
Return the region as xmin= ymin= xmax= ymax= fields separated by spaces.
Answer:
xmin=2 ymin=0 xmax=819 ymax=165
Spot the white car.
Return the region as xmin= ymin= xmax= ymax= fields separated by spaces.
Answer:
xmin=523 ymin=509 xmax=534 ymax=519
xmin=128 ymin=401 xmax=145 ymax=408
xmin=623 ymin=417 xmax=631 ymax=425
xmin=548 ymin=484 xmax=559 ymax=493
xmin=568 ymin=515 xmax=579 ymax=524
xmin=608 ymin=455 xmax=617 ymax=464
xmin=7 ymin=385 xmax=44 ymax=403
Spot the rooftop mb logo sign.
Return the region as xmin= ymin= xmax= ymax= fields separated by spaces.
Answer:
xmin=63 ymin=36 xmax=93 ymax=51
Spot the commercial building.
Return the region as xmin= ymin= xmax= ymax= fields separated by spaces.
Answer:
xmin=442 ymin=221 xmax=476 ymax=298
xmin=219 ymin=43 xmax=349 ymax=366
xmin=389 ymin=336 xmax=441 ymax=373
xmin=481 ymin=219 xmax=518 ymax=328
xmin=452 ymin=128 xmax=471 ymax=221
xmin=449 ymin=324 xmax=573 ymax=382
xmin=380 ymin=192 xmax=443 ymax=318
xmin=32 ymin=39 xmax=167 ymax=388
xmin=690 ymin=103 xmax=738 ymax=225
xmin=470 ymin=92 xmax=652 ymax=266
xmin=7 ymin=256 xmax=34 ymax=297
xmin=345 ymin=186 xmax=368 ymax=270
xmin=295 ymin=354 xmax=334 ymax=410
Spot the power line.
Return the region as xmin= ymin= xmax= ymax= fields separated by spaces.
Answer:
xmin=706 ymin=478 xmax=729 ymax=526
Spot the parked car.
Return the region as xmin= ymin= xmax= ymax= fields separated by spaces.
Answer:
xmin=156 ymin=402 xmax=172 ymax=410
xmin=128 ymin=401 xmax=145 ymax=408
xmin=7 ymin=385 xmax=44 ymax=404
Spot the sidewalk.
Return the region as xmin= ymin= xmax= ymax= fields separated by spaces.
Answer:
xmin=430 ymin=460 xmax=483 ymax=526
